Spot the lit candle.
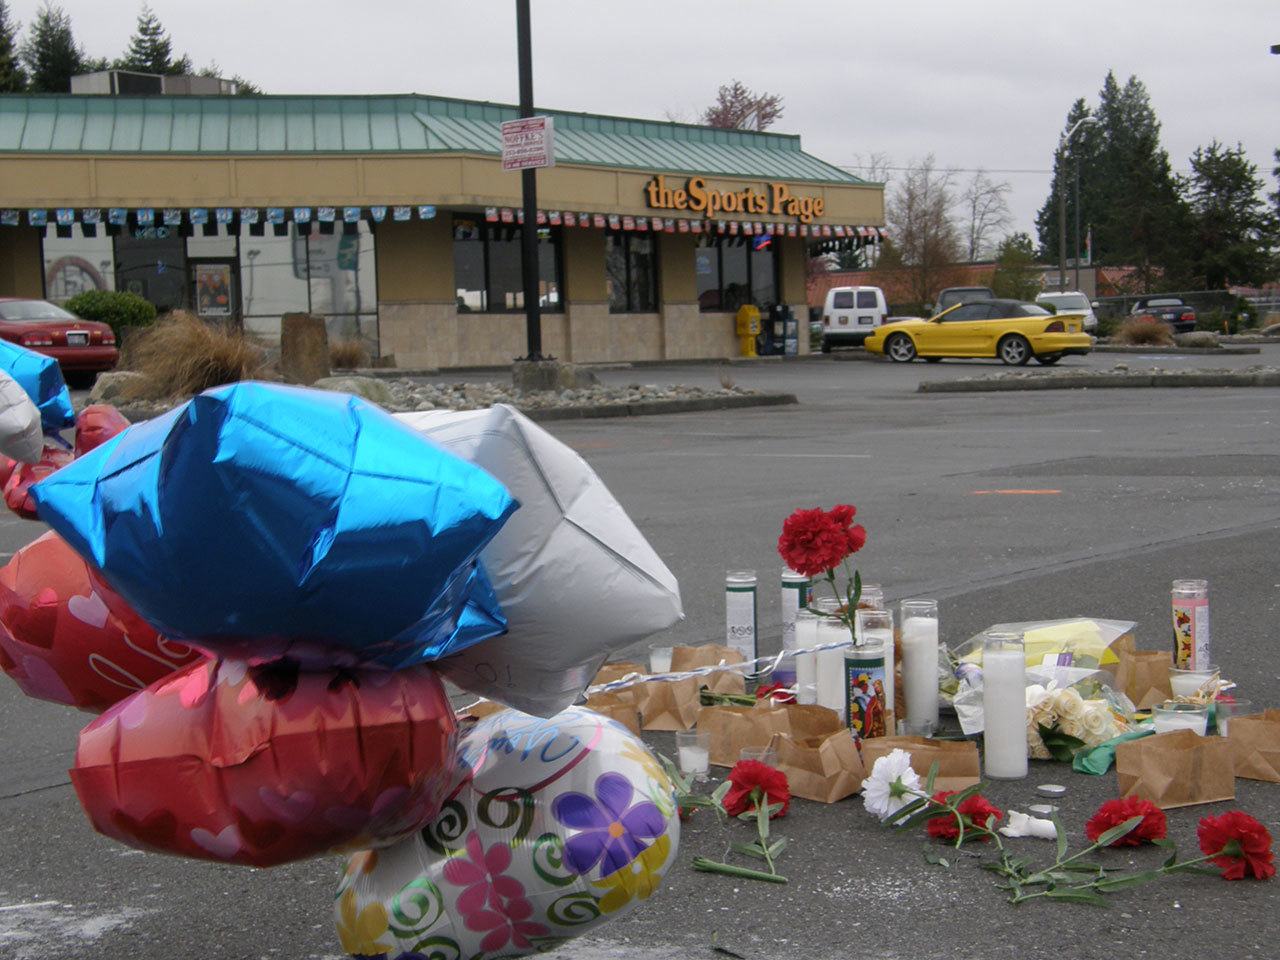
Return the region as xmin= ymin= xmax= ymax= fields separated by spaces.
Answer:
xmin=900 ymin=600 xmax=940 ymax=728
xmin=982 ymin=632 xmax=1028 ymax=779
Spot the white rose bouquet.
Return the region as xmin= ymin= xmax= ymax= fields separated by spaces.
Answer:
xmin=1026 ymin=685 xmax=1127 ymax=761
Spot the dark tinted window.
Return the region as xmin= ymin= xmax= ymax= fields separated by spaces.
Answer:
xmin=606 ymin=232 xmax=658 ymax=313
xmin=832 ymin=290 xmax=853 ymax=309
xmin=942 ymin=303 xmax=990 ymax=322
xmin=856 ymin=290 xmax=878 ymax=309
xmin=451 ymin=217 xmax=563 ymax=313
xmin=696 ymin=238 xmax=778 ymax=313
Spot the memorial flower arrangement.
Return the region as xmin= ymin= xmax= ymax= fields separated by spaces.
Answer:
xmin=1026 ymin=685 xmax=1128 ymax=761
xmin=860 ymin=750 xmax=1274 ymax=905
xmin=777 ymin=503 xmax=868 ymax=641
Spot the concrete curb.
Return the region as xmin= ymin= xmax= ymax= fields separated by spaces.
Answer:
xmin=1092 ymin=345 xmax=1262 ymax=355
xmin=920 ymin=372 xmax=1280 ymax=393
xmin=520 ymin=392 xmax=799 ymax=421
xmin=345 ymin=355 xmax=824 ymax=378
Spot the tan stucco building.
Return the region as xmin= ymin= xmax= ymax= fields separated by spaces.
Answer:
xmin=0 ymin=93 xmax=884 ymax=368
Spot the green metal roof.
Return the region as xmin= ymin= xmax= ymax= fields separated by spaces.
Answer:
xmin=0 ymin=94 xmax=863 ymax=185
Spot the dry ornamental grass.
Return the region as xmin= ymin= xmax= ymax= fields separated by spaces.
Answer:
xmin=1113 ymin=317 xmax=1176 ymax=347
xmin=121 ymin=311 xmax=267 ymax=400
xmin=330 ymin=338 xmax=371 ymax=369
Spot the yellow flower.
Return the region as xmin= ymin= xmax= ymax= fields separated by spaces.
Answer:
xmin=591 ymin=834 xmax=671 ymax=914
xmin=621 ymin=740 xmax=672 ymax=795
xmin=336 ymin=888 xmax=392 ymax=956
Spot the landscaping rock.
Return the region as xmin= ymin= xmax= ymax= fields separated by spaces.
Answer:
xmin=88 ymin=370 xmax=149 ymax=405
xmin=312 ymin=376 xmax=395 ymax=406
xmin=512 ymin=360 xmax=601 ymax=394
xmin=1174 ymin=331 xmax=1220 ymax=349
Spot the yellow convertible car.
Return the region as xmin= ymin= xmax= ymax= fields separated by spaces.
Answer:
xmin=864 ymin=299 xmax=1093 ymax=365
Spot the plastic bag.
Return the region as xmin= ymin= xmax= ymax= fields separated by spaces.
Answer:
xmin=0 ymin=531 xmax=202 ymax=712
xmin=0 ymin=368 xmax=44 ymax=464
xmin=33 ymin=382 xmax=519 ymax=669
xmin=397 ymin=405 xmax=682 ymax=716
xmin=0 ymin=338 xmax=75 ymax=431
xmin=72 ymin=658 xmax=456 ymax=867
xmin=74 ymin=403 xmax=130 ymax=456
xmin=335 ymin=705 xmax=679 ymax=959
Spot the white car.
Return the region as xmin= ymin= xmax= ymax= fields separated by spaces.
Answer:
xmin=1036 ymin=291 xmax=1098 ymax=333
xmin=820 ymin=285 xmax=888 ymax=351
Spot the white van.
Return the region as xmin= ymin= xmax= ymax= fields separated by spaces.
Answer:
xmin=820 ymin=286 xmax=888 ymax=351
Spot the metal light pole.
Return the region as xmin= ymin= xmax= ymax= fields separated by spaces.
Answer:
xmin=1074 ymin=156 xmax=1082 ymax=291
xmin=1057 ymin=116 xmax=1096 ymax=292
xmin=516 ymin=0 xmax=542 ymax=360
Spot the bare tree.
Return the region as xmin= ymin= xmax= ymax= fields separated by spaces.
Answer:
xmin=882 ymin=155 xmax=963 ymax=304
xmin=702 ymin=80 xmax=784 ymax=131
xmin=844 ymin=152 xmax=893 ymax=185
xmin=959 ymin=169 xmax=1012 ymax=261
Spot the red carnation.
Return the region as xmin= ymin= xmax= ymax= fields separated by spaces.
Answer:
xmin=722 ymin=759 xmax=790 ymax=819
xmin=755 ymin=682 xmax=796 ymax=704
xmin=1198 ymin=811 xmax=1276 ymax=880
xmin=777 ymin=505 xmax=867 ymax=577
xmin=1085 ymin=797 xmax=1168 ymax=847
xmin=926 ymin=790 xmax=1003 ymax=842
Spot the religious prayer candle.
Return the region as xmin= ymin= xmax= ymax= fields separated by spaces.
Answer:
xmin=1171 ymin=578 xmax=1210 ymax=670
xmin=777 ymin=569 xmax=810 ymax=687
xmin=725 ymin=570 xmax=758 ymax=662
xmin=982 ymin=632 xmax=1028 ymax=780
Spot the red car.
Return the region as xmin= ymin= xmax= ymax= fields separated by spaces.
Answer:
xmin=0 ymin=298 xmax=119 ymax=373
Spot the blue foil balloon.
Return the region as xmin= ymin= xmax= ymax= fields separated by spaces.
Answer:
xmin=32 ymin=382 xmax=519 ymax=669
xmin=0 ymin=339 xmax=75 ymax=431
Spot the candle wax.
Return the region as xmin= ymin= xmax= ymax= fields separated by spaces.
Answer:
xmin=983 ymin=648 xmax=1028 ymax=779
xmin=678 ymin=744 xmax=710 ymax=776
xmin=902 ymin=616 xmax=940 ymax=727
xmin=794 ymin=617 xmax=820 ymax=705
xmin=1154 ymin=713 xmax=1207 ymax=736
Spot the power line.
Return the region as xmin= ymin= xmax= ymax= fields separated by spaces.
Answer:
xmin=840 ymin=163 xmax=1199 ymax=177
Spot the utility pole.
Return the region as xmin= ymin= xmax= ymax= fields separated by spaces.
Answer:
xmin=1057 ymin=116 xmax=1096 ymax=292
xmin=516 ymin=0 xmax=542 ymax=360
xmin=1073 ymin=156 xmax=1082 ymax=291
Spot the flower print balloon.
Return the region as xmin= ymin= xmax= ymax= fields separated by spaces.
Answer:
xmin=335 ymin=705 xmax=681 ymax=959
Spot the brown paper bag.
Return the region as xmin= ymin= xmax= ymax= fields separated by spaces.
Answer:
xmin=637 ymin=678 xmax=702 ymax=731
xmin=696 ymin=701 xmax=842 ymax=767
xmin=591 ymin=661 xmax=647 ymax=702
xmin=1114 ymin=649 xmax=1173 ymax=710
xmin=1116 ymin=729 xmax=1235 ymax=808
xmin=1228 ymin=709 xmax=1280 ymax=782
xmin=584 ymin=692 xmax=642 ymax=735
xmin=671 ymin=644 xmax=745 ymax=695
xmin=771 ymin=729 xmax=866 ymax=803
xmin=860 ymin=736 xmax=981 ymax=793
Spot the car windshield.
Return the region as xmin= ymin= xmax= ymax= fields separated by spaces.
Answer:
xmin=0 ymin=300 xmax=77 ymax=322
xmin=1145 ymin=299 xmax=1183 ymax=308
xmin=1042 ymin=294 xmax=1089 ymax=310
xmin=1018 ymin=304 xmax=1052 ymax=316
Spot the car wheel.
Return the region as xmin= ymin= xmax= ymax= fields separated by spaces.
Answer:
xmin=924 ymin=357 xmax=943 ymax=364
xmin=998 ymin=334 xmax=1032 ymax=366
xmin=885 ymin=333 xmax=917 ymax=363
xmin=1034 ymin=354 xmax=1062 ymax=365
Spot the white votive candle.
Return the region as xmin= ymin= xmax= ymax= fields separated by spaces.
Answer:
xmin=982 ymin=633 xmax=1028 ymax=780
xmin=677 ymin=744 xmax=710 ymax=776
xmin=900 ymin=603 xmax=940 ymax=728
xmin=648 ymin=645 xmax=673 ymax=674
xmin=1153 ymin=703 xmax=1208 ymax=736
xmin=794 ymin=611 xmax=820 ymax=705
xmin=1169 ymin=667 xmax=1216 ymax=699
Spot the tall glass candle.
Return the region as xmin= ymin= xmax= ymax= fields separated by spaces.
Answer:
xmin=1171 ymin=579 xmax=1210 ymax=671
xmin=982 ymin=632 xmax=1028 ymax=780
xmin=812 ymin=599 xmax=850 ymax=722
xmin=855 ymin=608 xmax=896 ymax=733
xmin=725 ymin=570 xmax=758 ymax=662
xmin=845 ymin=636 xmax=891 ymax=739
xmin=793 ymin=610 xmax=820 ymax=705
xmin=900 ymin=599 xmax=940 ymax=728
xmin=777 ymin=569 xmax=809 ymax=687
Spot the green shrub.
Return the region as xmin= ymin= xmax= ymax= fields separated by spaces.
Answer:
xmin=64 ymin=290 xmax=157 ymax=338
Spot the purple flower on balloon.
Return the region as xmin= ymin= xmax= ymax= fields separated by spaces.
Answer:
xmin=553 ymin=772 xmax=665 ymax=877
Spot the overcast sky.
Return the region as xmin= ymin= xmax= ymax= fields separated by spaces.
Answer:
xmin=11 ymin=0 xmax=1279 ymax=243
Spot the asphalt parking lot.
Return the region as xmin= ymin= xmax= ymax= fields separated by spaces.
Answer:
xmin=2 ymin=347 xmax=1279 ymax=960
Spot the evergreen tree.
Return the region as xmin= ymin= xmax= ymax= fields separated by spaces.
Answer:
xmin=0 ymin=0 xmax=26 ymax=91
xmin=117 ymin=4 xmax=190 ymax=75
xmin=990 ymin=233 xmax=1042 ymax=301
xmin=19 ymin=1 xmax=85 ymax=92
xmin=1186 ymin=141 xmax=1274 ymax=288
xmin=1035 ymin=98 xmax=1100 ymax=263
xmin=1270 ymin=148 xmax=1280 ymax=224
xmin=1037 ymin=73 xmax=1191 ymax=290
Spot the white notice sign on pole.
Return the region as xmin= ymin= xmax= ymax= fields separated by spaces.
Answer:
xmin=501 ymin=116 xmax=556 ymax=171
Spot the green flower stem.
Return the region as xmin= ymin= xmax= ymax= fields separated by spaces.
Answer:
xmin=692 ymin=857 xmax=788 ymax=884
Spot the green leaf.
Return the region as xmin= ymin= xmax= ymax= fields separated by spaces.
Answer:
xmin=1093 ymin=815 xmax=1144 ymax=849
xmin=766 ymin=838 xmax=788 ymax=859
xmin=711 ymin=781 xmax=732 ymax=805
xmin=922 ymin=849 xmax=951 ymax=868
xmin=942 ymin=783 xmax=985 ymax=809
xmin=756 ymin=798 xmax=770 ymax=841
xmin=730 ymin=841 xmax=768 ymax=860
xmin=1094 ymin=870 xmax=1160 ymax=891
xmin=1051 ymin=812 xmax=1068 ymax=862
xmin=888 ymin=796 xmax=928 ymax=823
xmin=1151 ymin=838 xmax=1179 ymax=868
xmin=1044 ymin=888 xmax=1109 ymax=906
xmin=1058 ymin=862 xmax=1110 ymax=874
xmin=1168 ymin=864 xmax=1221 ymax=877
xmin=924 ymin=760 xmax=941 ymax=795
xmin=894 ymin=804 xmax=944 ymax=832
xmin=1037 ymin=722 xmax=1088 ymax=763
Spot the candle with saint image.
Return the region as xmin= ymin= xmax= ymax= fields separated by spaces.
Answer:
xmin=982 ymin=632 xmax=1028 ymax=779
xmin=900 ymin=600 xmax=940 ymax=728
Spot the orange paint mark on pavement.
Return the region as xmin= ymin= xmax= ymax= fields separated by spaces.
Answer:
xmin=970 ymin=489 xmax=1062 ymax=496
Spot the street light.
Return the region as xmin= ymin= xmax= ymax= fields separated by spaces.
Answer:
xmin=1054 ymin=115 xmax=1095 ymax=291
